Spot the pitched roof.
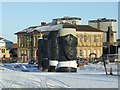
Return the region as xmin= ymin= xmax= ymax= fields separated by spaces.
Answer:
xmin=63 ymin=24 xmax=103 ymax=32
xmin=15 ymin=23 xmax=103 ymax=35
xmin=0 ymin=39 xmax=13 ymax=43
xmin=15 ymin=26 xmax=40 ymax=34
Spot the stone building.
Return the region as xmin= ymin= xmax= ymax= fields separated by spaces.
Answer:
xmin=88 ymin=18 xmax=117 ymax=46
xmin=15 ymin=26 xmax=42 ymax=62
xmin=15 ymin=17 xmax=103 ymax=62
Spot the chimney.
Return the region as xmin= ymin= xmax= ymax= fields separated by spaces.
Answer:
xmin=41 ymin=22 xmax=46 ymax=26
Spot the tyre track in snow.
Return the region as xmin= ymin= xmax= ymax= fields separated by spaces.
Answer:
xmin=1 ymin=70 xmax=43 ymax=88
xmin=28 ymin=73 xmax=70 ymax=88
xmin=67 ymin=74 xmax=118 ymax=83
xmin=44 ymin=77 xmax=70 ymax=88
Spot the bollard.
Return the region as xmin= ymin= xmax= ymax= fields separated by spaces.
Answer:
xmin=110 ymin=67 xmax=113 ymax=75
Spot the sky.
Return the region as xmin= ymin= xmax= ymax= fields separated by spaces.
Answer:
xmin=0 ymin=2 xmax=118 ymax=43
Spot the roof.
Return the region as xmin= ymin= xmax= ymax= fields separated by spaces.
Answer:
xmin=0 ymin=39 xmax=13 ymax=43
xmin=63 ymin=24 xmax=104 ymax=32
xmin=15 ymin=23 xmax=103 ymax=35
xmin=89 ymin=18 xmax=116 ymax=22
xmin=12 ymin=43 xmax=17 ymax=48
xmin=15 ymin=26 xmax=40 ymax=34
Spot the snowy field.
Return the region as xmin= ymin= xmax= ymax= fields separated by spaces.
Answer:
xmin=0 ymin=63 xmax=119 ymax=89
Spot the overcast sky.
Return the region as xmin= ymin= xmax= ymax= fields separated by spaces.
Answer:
xmin=1 ymin=2 xmax=118 ymax=43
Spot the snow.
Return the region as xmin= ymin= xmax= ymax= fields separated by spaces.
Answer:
xmin=35 ymin=24 xmax=63 ymax=32
xmin=0 ymin=63 xmax=119 ymax=89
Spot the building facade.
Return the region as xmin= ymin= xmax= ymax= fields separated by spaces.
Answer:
xmin=15 ymin=17 xmax=103 ymax=63
xmin=77 ymin=31 xmax=103 ymax=59
xmin=15 ymin=26 xmax=43 ymax=62
xmin=88 ymin=18 xmax=117 ymax=46
xmin=0 ymin=38 xmax=13 ymax=60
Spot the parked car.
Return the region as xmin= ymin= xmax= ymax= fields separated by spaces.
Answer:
xmin=76 ymin=58 xmax=88 ymax=67
xmin=28 ymin=58 xmax=35 ymax=64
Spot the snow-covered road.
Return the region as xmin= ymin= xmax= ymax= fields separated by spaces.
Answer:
xmin=0 ymin=63 xmax=119 ymax=89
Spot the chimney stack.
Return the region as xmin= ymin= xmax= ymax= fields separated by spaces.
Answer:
xmin=41 ymin=22 xmax=46 ymax=26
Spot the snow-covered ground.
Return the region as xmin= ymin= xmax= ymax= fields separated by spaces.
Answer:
xmin=0 ymin=63 xmax=119 ymax=89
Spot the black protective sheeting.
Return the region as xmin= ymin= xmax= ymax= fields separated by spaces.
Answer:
xmin=38 ymin=37 xmax=49 ymax=70
xmin=42 ymin=39 xmax=49 ymax=58
xmin=42 ymin=39 xmax=49 ymax=71
xmin=48 ymin=31 xmax=59 ymax=60
xmin=38 ymin=39 xmax=43 ymax=69
xmin=48 ymin=31 xmax=59 ymax=72
xmin=57 ymin=34 xmax=77 ymax=61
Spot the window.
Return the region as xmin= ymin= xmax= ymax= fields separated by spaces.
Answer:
xmin=98 ymin=50 xmax=101 ymax=57
xmin=80 ymin=50 xmax=82 ymax=56
xmin=98 ymin=35 xmax=100 ymax=43
xmin=94 ymin=50 xmax=96 ymax=54
xmin=94 ymin=35 xmax=97 ymax=42
xmin=88 ymin=36 xmax=91 ymax=43
xmin=18 ymin=37 xmax=20 ymax=47
xmin=80 ymin=35 xmax=82 ymax=43
xmin=88 ymin=49 xmax=90 ymax=56
xmin=84 ymin=35 xmax=87 ymax=42
xmin=84 ymin=49 xmax=86 ymax=57
xmin=2 ymin=49 xmax=5 ymax=53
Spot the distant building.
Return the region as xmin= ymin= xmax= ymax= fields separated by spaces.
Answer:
xmin=0 ymin=38 xmax=13 ymax=49
xmin=52 ymin=16 xmax=81 ymax=25
xmin=88 ymin=18 xmax=117 ymax=46
xmin=0 ymin=38 xmax=13 ymax=60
